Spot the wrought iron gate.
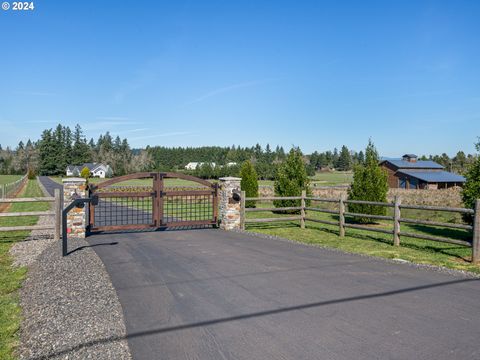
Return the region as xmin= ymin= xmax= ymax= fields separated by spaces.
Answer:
xmin=88 ymin=172 xmax=218 ymax=232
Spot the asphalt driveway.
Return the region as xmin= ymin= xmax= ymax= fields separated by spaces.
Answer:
xmin=87 ymin=229 xmax=479 ymax=360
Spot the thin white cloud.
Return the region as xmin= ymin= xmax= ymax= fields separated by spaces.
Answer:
xmin=13 ymin=91 xmax=57 ymax=96
xmin=185 ymin=79 xmax=275 ymax=105
xmin=118 ymin=128 xmax=149 ymax=134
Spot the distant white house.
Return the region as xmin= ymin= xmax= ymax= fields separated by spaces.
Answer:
xmin=66 ymin=163 xmax=112 ymax=178
xmin=226 ymin=162 xmax=237 ymax=167
xmin=184 ymin=162 xmax=216 ymax=170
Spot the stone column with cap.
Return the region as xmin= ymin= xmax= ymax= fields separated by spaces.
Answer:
xmin=219 ymin=177 xmax=242 ymax=230
xmin=63 ymin=177 xmax=87 ymax=238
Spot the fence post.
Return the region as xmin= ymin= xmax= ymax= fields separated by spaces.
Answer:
xmin=54 ymin=189 xmax=61 ymax=241
xmin=63 ymin=178 xmax=87 ymax=238
xmin=393 ymin=195 xmax=401 ymax=246
xmin=472 ymin=199 xmax=480 ymax=264
xmin=300 ymin=190 xmax=306 ymax=229
xmin=218 ymin=177 xmax=242 ymax=230
xmin=240 ymin=190 xmax=246 ymax=230
xmin=339 ymin=194 xmax=346 ymax=237
xmin=2 ymin=184 xmax=5 ymax=199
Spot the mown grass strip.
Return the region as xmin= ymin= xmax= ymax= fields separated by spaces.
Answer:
xmin=0 ymin=180 xmax=49 ymax=360
xmin=246 ymin=202 xmax=479 ymax=274
xmin=0 ymin=176 xmax=22 ymax=185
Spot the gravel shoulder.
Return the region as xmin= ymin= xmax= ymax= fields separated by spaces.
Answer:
xmin=11 ymin=177 xmax=131 ymax=360
xmin=17 ymin=237 xmax=131 ymax=360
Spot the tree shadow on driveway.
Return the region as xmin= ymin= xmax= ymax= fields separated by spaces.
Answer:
xmin=28 ymin=277 xmax=479 ymax=360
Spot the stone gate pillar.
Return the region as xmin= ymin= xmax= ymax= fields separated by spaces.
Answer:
xmin=219 ymin=177 xmax=242 ymax=230
xmin=63 ymin=177 xmax=87 ymax=238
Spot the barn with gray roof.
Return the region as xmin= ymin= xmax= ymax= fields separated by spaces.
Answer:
xmin=379 ymin=154 xmax=465 ymax=189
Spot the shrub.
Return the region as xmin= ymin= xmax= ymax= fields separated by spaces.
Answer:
xmin=347 ymin=140 xmax=388 ymax=223
xmin=27 ymin=168 xmax=36 ymax=180
xmin=461 ymin=140 xmax=480 ymax=224
xmin=273 ymin=147 xmax=311 ymax=213
xmin=240 ymin=160 xmax=259 ymax=208
xmin=80 ymin=166 xmax=90 ymax=179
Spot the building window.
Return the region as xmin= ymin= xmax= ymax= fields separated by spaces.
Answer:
xmin=399 ymin=178 xmax=406 ymax=188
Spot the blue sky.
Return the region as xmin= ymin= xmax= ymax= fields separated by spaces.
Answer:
xmin=1 ymin=0 xmax=479 ymax=156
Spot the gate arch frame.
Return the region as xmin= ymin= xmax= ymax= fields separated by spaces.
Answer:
xmin=88 ymin=172 xmax=218 ymax=232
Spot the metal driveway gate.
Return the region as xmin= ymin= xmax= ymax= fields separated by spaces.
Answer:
xmin=88 ymin=172 xmax=218 ymax=232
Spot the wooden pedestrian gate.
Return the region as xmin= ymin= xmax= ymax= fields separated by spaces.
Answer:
xmin=88 ymin=172 xmax=218 ymax=232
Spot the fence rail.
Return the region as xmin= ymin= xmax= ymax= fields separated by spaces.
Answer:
xmin=0 ymin=189 xmax=61 ymax=240
xmin=0 ymin=174 xmax=28 ymax=199
xmin=241 ymin=191 xmax=480 ymax=264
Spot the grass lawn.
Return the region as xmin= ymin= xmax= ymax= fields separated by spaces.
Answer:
xmin=245 ymin=200 xmax=479 ymax=274
xmin=50 ymin=172 xmax=351 ymax=188
xmin=0 ymin=180 xmax=50 ymax=359
xmin=0 ymin=176 xmax=22 ymax=185
xmin=309 ymin=171 xmax=353 ymax=186
xmin=258 ymin=180 xmax=274 ymax=186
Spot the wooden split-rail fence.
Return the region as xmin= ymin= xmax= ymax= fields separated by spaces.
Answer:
xmin=0 ymin=175 xmax=28 ymax=199
xmin=0 ymin=189 xmax=62 ymax=240
xmin=240 ymin=191 xmax=480 ymax=264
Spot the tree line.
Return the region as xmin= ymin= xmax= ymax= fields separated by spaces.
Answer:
xmin=309 ymin=146 xmax=475 ymax=174
xmin=0 ymin=124 xmax=153 ymax=176
xmin=148 ymin=143 xmax=287 ymax=179
xmin=0 ymin=123 xmax=477 ymax=178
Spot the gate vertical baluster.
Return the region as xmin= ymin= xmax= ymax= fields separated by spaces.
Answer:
xmin=213 ymin=183 xmax=219 ymax=225
xmin=158 ymin=173 xmax=165 ymax=226
xmin=152 ymin=173 xmax=158 ymax=227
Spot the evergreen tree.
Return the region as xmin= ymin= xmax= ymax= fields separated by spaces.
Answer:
xmin=273 ymin=147 xmax=311 ymax=213
xmin=336 ymin=145 xmax=352 ymax=171
xmin=357 ymin=150 xmax=365 ymax=164
xmin=38 ymin=129 xmax=57 ymax=175
xmin=72 ymin=124 xmax=92 ymax=165
xmin=348 ymin=140 xmax=388 ymax=223
xmin=240 ymin=160 xmax=259 ymax=208
xmin=461 ymin=141 xmax=480 ymax=224
xmin=196 ymin=163 xmax=215 ymax=179
xmin=453 ymin=151 xmax=467 ymax=173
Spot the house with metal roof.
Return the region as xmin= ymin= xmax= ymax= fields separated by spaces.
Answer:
xmin=379 ymin=154 xmax=465 ymax=189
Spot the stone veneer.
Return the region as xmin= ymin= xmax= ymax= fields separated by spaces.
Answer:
xmin=63 ymin=177 xmax=87 ymax=238
xmin=219 ymin=177 xmax=241 ymax=230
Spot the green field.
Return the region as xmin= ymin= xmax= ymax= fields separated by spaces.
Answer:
xmin=245 ymin=200 xmax=478 ymax=274
xmin=50 ymin=171 xmax=350 ymax=188
xmin=309 ymin=171 xmax=353 ymax=186
xmin=0 ymin=180 xmax=49 ymax=359
xmin=0 ymin=175 xmax=22 ymax=185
